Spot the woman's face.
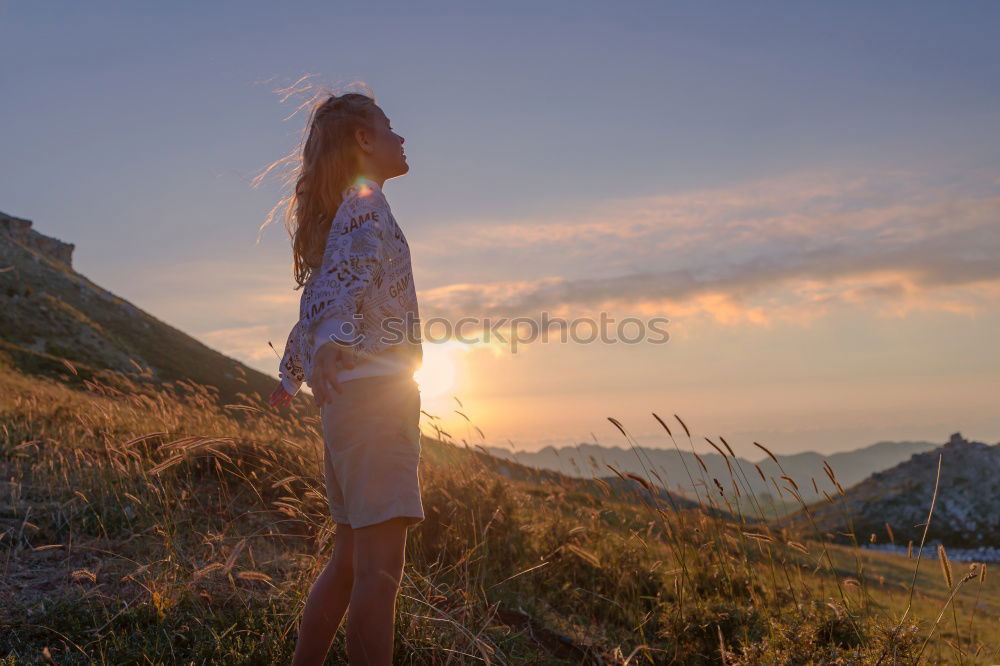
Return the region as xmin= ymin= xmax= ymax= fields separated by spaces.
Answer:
xmin=360 ymin=106 xmax=408 ymax=180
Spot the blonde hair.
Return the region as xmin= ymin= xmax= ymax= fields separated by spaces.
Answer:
xmin=257 ymin=83 xmax=379 ymax=287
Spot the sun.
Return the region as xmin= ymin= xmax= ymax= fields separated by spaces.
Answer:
xmin=413 ymin=341 xmax=464 ymax=401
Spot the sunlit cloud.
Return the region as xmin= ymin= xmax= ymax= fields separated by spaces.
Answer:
xmin=416 ymin=167 xmax=1000 ymax=327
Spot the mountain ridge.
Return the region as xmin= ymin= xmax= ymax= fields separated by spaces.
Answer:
xmin=482 ymin=437 xmax=941 ymax=504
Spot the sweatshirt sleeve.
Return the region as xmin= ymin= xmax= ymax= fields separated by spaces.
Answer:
xmin=306 ymin=193 xmax=386 ymax=359
xmin=278 ymin=319 xmax=305 ymax=395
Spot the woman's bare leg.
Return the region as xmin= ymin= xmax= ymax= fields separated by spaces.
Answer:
xmin=346 ymin=517 xmax=411 ymax=665
xmin=291 ymin=523 xmax=356 ymax=666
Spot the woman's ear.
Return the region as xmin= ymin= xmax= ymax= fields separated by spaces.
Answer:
xmin=354 ymin=126 xmax=375 ymax=155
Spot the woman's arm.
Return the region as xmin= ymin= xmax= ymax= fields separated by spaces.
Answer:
xmin=306 ymin=194 xmax=386 ymax=359
xmin=278 ymin=319 xmax=305 ymax=396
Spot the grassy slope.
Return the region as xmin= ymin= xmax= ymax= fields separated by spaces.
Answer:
xmin=1 ymin=363 xmax=997 ymax=664
xmin=1 ymin=233 xmax=282 ymax=406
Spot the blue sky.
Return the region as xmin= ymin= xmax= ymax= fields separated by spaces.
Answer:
xmin=3 ymin=1 xmax=998 ymax=455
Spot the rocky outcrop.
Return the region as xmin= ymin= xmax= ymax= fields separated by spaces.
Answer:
xmin=783 ymin=433 xmax=1000 ymax=549
xmin=0 ymin=211 xmax=74 ymax=268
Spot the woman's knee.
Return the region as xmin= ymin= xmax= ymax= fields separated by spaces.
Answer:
xmin=352 ymin=518 xmax=408 ymax=582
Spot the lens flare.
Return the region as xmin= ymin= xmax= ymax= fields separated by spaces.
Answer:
xmin=414 ymin=341 xmax=471 ymax=401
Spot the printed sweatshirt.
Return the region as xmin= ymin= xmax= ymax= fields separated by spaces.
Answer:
xmin=278 ymin=177 xmax=423 ymax=395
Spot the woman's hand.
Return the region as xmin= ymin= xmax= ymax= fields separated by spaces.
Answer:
xmin=309 ymin=341 xmax=358 ymax=407
xmin=269 ymin=383 xmax=294 ymax=408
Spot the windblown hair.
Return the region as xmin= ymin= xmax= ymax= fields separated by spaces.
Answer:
xmin=258 ymin=89 xmax=379 ymax=287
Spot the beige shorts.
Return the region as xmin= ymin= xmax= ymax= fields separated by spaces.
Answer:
xmin=320 ymin=371 xmax=424 ymax=529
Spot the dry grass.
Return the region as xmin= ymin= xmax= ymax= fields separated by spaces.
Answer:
xmin=1 ymin=359 xmax=996 ymax=664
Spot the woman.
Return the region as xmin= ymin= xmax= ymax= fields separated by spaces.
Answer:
xmin=267 ymin=90 xmax=424 ymax=665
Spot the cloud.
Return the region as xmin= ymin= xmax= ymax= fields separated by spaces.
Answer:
xmin=415 ymin=167 xmax=1000 ymax=327
xmin=197 ymin=324 xmax=282 ymax=363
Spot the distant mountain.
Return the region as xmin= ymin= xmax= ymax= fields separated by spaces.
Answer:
xmin=442 ymin=442 xmax=734 ymax=520
xmin=784 ymin=433 xmax=1000 ymax=548
xmin=0 ymin=210 xmax=279 ymax=404
xmin=482 ymin=438 xmax=938 ymax=505
xmin=755 ymin=439 xmax=941 ymax=497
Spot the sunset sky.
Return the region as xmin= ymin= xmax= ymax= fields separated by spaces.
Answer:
xmin=3 ymin=1 xmax=998 ymax=456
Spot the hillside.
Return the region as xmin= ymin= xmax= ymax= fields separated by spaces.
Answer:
xmin=3 ymin=359 xmax=997 ymax=662
xmin=0 ymin=211 xmax=282 ymax=405
xmin=784 ymin=433 xmax=1000 ymax=549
